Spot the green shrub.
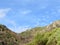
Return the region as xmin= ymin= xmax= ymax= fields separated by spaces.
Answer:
xmin=26 ymin=28 xmax=60 ymax=45
xmin=26 ymin=33 xmax=48 ymax=45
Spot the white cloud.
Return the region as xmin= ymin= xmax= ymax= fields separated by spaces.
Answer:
xmin=20 ymin=10 xmax=32 ymax=15
xmin=15 ymin=10 xmax=32 ymax=18
xmin=9 ymin=24 xmax=31 ymax=33
xmin=4 ymin=19 xmax=17 ymax=29
xmin=4 ymin=19 xmax=30 ymax=33
xmin=5 ymin=19 xmax=16 ymax=26
xmin=14 ymin=26 xmax=31 ymax=33
xmin=0 ymin=8 xmax=11 ymax=18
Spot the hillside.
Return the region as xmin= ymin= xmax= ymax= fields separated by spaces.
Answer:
xmin=0 ymin=20 xmax=60 ymax=45
xmin=19 ymin=27 xmax=44 ymax=45
xmin=0 ymin=24 xmax=20 ymax=45
xmin=19 ymin=20 xmax=60 ymax=45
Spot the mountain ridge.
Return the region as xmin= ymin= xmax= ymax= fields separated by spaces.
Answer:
xmin=0 ymin=20 xmax=60 ymax=45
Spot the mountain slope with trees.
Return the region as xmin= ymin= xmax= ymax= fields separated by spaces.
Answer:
xmin=0 ymin=20 xmax=60 ymax=45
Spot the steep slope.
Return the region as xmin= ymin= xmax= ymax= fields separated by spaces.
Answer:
xmin=19 ymin=27 xmax=44 ymax=45
xmin=26 ymin=28 xmax=60 ymax=45
xmin=25 ymin=20 xmax=60 ymax=45
xmin=0 ymin=24 xmax=20 ymax=45
xmin=19 ymin=20 xmax=60 ymax=45
xmin=0 ymin=20 xmax=60 ymax=45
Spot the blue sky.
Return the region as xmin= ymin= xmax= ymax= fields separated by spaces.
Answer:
xmin=0 ymin=0 xmax=60 ymax=33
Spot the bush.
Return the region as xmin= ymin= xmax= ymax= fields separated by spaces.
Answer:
xmin=26 ymin=33 xmax=48 ymax=45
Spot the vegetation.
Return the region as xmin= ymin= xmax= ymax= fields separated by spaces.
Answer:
xmin=0 ymin=24 xmax=20 ymax=45
xmin=0 ymin=20 xmax=60 ymax=45
xmin=26 ymin=28 xmax=60 ymax=45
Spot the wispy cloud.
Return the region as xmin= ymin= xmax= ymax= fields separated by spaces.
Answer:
xmin=8 ymin=21 xmax=30 ymax=33
xmin=21 ymin=10 xmax=32 ymax=15
xmin=14 ymin=25 xmax=31 ymax=33
xmin=0 ymin=0 xmax=60 ymax=33
xmin=3 ymin=19 xmax=30 ymax=33
xmin=0 ymin=8 xmax=11 ymax=18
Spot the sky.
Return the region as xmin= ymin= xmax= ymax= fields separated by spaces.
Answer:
xmin=0 ymin=0 xmax=60 ymax=33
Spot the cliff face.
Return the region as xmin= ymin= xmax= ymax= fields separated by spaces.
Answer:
xmin=0 ymin=20 xmax=60 ymax=45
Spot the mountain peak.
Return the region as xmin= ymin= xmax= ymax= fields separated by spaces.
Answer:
xmin=45 ymin=20 xmax=60 ymax=31
xmin=52 ymin=20 xmax=60 ymax=28
xmin=53 ymin=20 xmax=60 ymax=25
